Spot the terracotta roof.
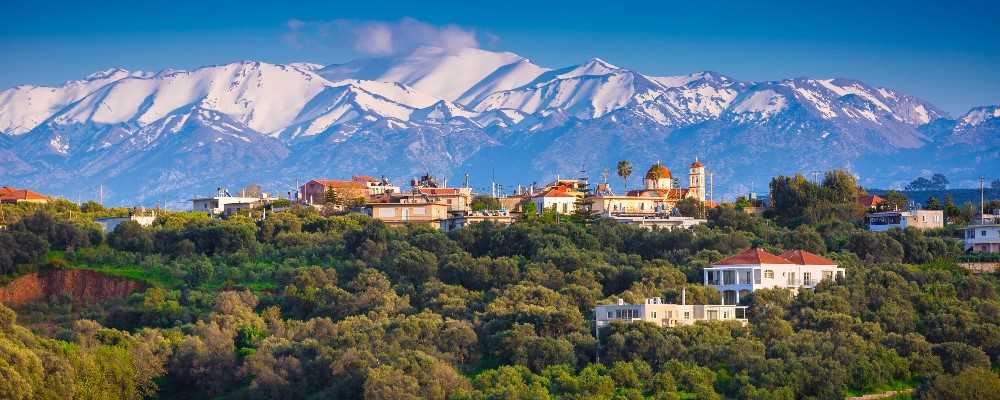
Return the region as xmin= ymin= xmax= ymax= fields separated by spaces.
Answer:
xmin=352 ymin=175 xmax=378 ymax=183
xmin=537 ymin=186 xmax=576 ymax=198
xmin=644 ymin=163 xmax=672 ymax=179
xmin=778 ymin=250 xmax=838 ymax=265
xmin=714 ymin=248 xmax=794 ymax=266
xmin=0 ymin=186 xmax=48 ymax=201
xmin=310 ymin=179 xmax=367 ymax=189
xmin=690 ymin=160 xmax=704 ymax=168
xmin=857 ymin=194 xmax=884 ymax=208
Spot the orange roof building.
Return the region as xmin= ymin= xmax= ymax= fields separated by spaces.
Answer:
xmin=857 ymin=194 xmax=885 ymax=210
xmin=778 ymin=250 xmax=838 ymax=266
xmin=705 ymin=247 xmax=845 ymax=305
xmin=0 ymin=186 xmax=50 ymax=204
xmin=714 ymin=247 xmax=795 ymax=265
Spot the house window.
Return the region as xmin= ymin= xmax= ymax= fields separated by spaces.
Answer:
xmin=803 ymin=272 xmax=812 ymax=286
xmin=723 ymin=270 xmax=736 ymax=285
xmin=684 ymin=312 xmax=690 ymax=319
xmin=754 ymin=269 xmax=761 ymax=284
xmin=743 ymin=270 xmax=753 ymax=284
xmin=615 ymin=310 xmax=622 ymax=319
xmin=983 ymin=231 xmax=988 ymax=237
xmin=787 ymin=272 xmax=796 ymax=286
xmin=607 ymin=312 xmax=613 ymax=318
xmin=651 ymin=312 xmax=657 ymax=318
xmin=823 ymin=271 xmax=833 ymax=281
xmin=764 ymin=270 xmax=774 ymax=279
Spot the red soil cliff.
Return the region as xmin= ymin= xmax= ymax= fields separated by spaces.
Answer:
xmin=0 ymin=269 xmax=145 ymax=306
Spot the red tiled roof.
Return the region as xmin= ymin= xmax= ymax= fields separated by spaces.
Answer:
xmin=310 ymin=179 xmax=367 ymax=189
xmin=537 ymin=186 xmax=576 ymax=198
xmin=714 ymin=248 xmax=794 ymax=265
xmin=690 ymin=160 xmax=704 ymax=168
xmin=0 ymin=186 xmax=48 ymax=201
xmin=857 ymin=194 xmax=884 ymax=208
xmin=352 ymin=175 xmax=377 ymax=183
xmin=778 ymin=250 xmax=837 ymax=265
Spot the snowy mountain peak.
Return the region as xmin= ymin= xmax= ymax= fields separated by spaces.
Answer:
xmin=957 ymin=105 xmax=1000 ymax=128
xmin=84 ymin=68 xmax=133 ymax=81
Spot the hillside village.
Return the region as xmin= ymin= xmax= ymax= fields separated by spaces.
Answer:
xmin=4 ymin=159 xmax=999 ymax=328
xmin=2 ymin=162 xmax=1000 ymax=399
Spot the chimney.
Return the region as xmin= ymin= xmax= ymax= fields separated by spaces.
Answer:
xmin=617 ymin=298 xmax=624 ymax=305
xmin=682 ymin=287 xmax=686 ymax=305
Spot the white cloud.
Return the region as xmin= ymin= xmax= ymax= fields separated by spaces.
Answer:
xmin=283 ymin=17 xmax=481 ymax=55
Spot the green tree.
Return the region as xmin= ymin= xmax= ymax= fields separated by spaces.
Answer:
xmin=880 ymin=190 xmax=908 ymax=211
xmin=675 ymin=197 xmax=705 ymax=218
xmin=108 ymin=220 xmax=153 ymax=253
xmin=921 ymin=368 xmax=1000 ymax=400
xmin=925 ymin=196 xmax=942 ymax=210
xmin=471 ymin=195 xmax=502 ymax=211
xmin=617 ymin=160 xmax=633 ymax=191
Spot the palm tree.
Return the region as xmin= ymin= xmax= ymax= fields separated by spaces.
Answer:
xmin=616 ymin=160 xmax=632 ymax=192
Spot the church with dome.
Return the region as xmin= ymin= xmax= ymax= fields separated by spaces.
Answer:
xmin=589 ymin=160 xmax=708 ymax=216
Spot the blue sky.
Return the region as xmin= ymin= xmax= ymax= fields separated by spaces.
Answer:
xmin=2 ymin=0 xmax=997 ymax=115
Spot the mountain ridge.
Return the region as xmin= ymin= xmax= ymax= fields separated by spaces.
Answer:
xmin=0 ymin=46 xmax=996 ymax=205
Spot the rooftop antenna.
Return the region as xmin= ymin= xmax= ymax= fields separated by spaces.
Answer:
xmin=601 ymin=168 xmax=609 ymax=184
xmin=464 ymin=173 xmax=470 ymax=188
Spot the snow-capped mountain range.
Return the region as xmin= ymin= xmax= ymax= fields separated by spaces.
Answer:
xmin=0 ymin=46 xmax=996 ymax=205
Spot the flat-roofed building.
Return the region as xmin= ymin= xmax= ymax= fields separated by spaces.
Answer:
xmin=368 ymin=202 xmax=450 ymax=229
xmin=704 ymin=248 xmax=845 ymax=305
xmin=445 ymin=210 xmax=514 ymax=231
xmin=595 ymin=297 xmax=747 ymax=328
xmin=963 ymin=217 xmax=1000 ymax=253
xmin=866 ymin=210 xmax=944 ymax=231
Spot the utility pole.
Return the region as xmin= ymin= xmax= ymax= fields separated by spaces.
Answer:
xmin=981 ymin=177 xmax=986 ymax=224
xmin=710 ymin=172 xmax=715 ymax=204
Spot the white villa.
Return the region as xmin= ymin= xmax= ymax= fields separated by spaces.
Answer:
xmin=595 ymin=297 xmax=747 ymax=328
xmin=704 ymin=248 xmax=845 ymax=305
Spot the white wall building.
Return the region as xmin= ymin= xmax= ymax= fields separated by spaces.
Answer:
xmin=532 ymin=186 xmax=578 ymax=214
xmin=704 ymin=248 xmax=845 ymax=305
xmin=964 ymin=222 xmax=1000 ymax=253
xmin=595 ymin=297 xmax=747 ymax=328
xmin=191 ymin=190 xmax=266 ymax=215
xmin=866 ymin=210 xmax=944 ymax=232
xmin=95 ymin=210 xmax=157 ymax=232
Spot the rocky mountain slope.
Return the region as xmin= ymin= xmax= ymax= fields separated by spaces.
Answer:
xmin=0 ymin=47 xmax=995 ymax=204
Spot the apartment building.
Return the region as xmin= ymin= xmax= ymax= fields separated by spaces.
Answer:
xmin=866 ymin=210 xmax=944 ymax=231
xmin=595 ymin=297 xmax=747 ymax=328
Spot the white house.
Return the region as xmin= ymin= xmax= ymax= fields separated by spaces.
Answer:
xmin=866 ymin=210 xmax=944 ymax=232
xmin=595 ymin=297 xmax=747 ymax=328
xmin=704 ymin=248 xmax=845 ymax=305
xmin=95 ymin=209 xmax=157 ymax=232
xmin=532 ymin=186 xmax=578 ymax=214
xmin=191 ymin=188 xmax=267 ymax=215
xmin=964 ymin=218 xmax=1000 ymax=253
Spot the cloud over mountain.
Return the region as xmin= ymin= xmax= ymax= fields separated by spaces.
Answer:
xmin=283 ymin=17 xmax=480 ymax=55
